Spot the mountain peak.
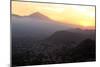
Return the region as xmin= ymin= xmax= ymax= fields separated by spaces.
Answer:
xmin=29 ymin=12 xmax=50 ymax=20
xmin=30 ymin=12 xmax=43 ymax=16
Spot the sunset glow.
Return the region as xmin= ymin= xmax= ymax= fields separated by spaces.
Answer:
xmin=12 ymin=1 xmax=95 ymax=30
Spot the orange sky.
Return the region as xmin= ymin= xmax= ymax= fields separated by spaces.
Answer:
xmin=12 ymin=1 xmax=95 ymax=30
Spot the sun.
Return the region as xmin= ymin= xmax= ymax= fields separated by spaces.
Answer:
xmin=79 ymin=21 xmax=95 ymax=30
xmin=81 ymin=22 xmax=90 ymax=27
xmin=77 ymin=21 xmax=87 ymax=27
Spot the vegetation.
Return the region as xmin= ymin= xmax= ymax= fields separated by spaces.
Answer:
xmin=12 ymin=36 xmax=96 ymax=66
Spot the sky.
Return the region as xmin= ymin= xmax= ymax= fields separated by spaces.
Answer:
xmin=13 ymin=0 xmax=95 ymax=5
xmin=12 ymin=1 xmax=95 ymax=30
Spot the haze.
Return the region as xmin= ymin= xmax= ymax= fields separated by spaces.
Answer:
xmin=12 ymin=1 xmax=95 ymax=30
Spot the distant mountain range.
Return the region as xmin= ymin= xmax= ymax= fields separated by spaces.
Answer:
xmin=12 ymin=12 xmax=95 ymax=46
xmin=12 ymin=12 xmax=77 ymax=40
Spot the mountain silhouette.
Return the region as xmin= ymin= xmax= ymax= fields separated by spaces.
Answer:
xmin=70 ymin=39 xmax=96 ymax=62
xmin=12 ymin=12 xmax=73 ymax=40
xmin=46 ymin=30 xmax=95 ymax=44
xmin=29 ymin=12 xmax=50 ymax=20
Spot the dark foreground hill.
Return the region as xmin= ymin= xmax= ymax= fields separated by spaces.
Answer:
xmin=46 ymin=30 xmax=95 ymax=45
xmin=12 ymin=30 xmax=96 ymax=66
xmin=64 ymin=39 xmax=96 ymax=62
